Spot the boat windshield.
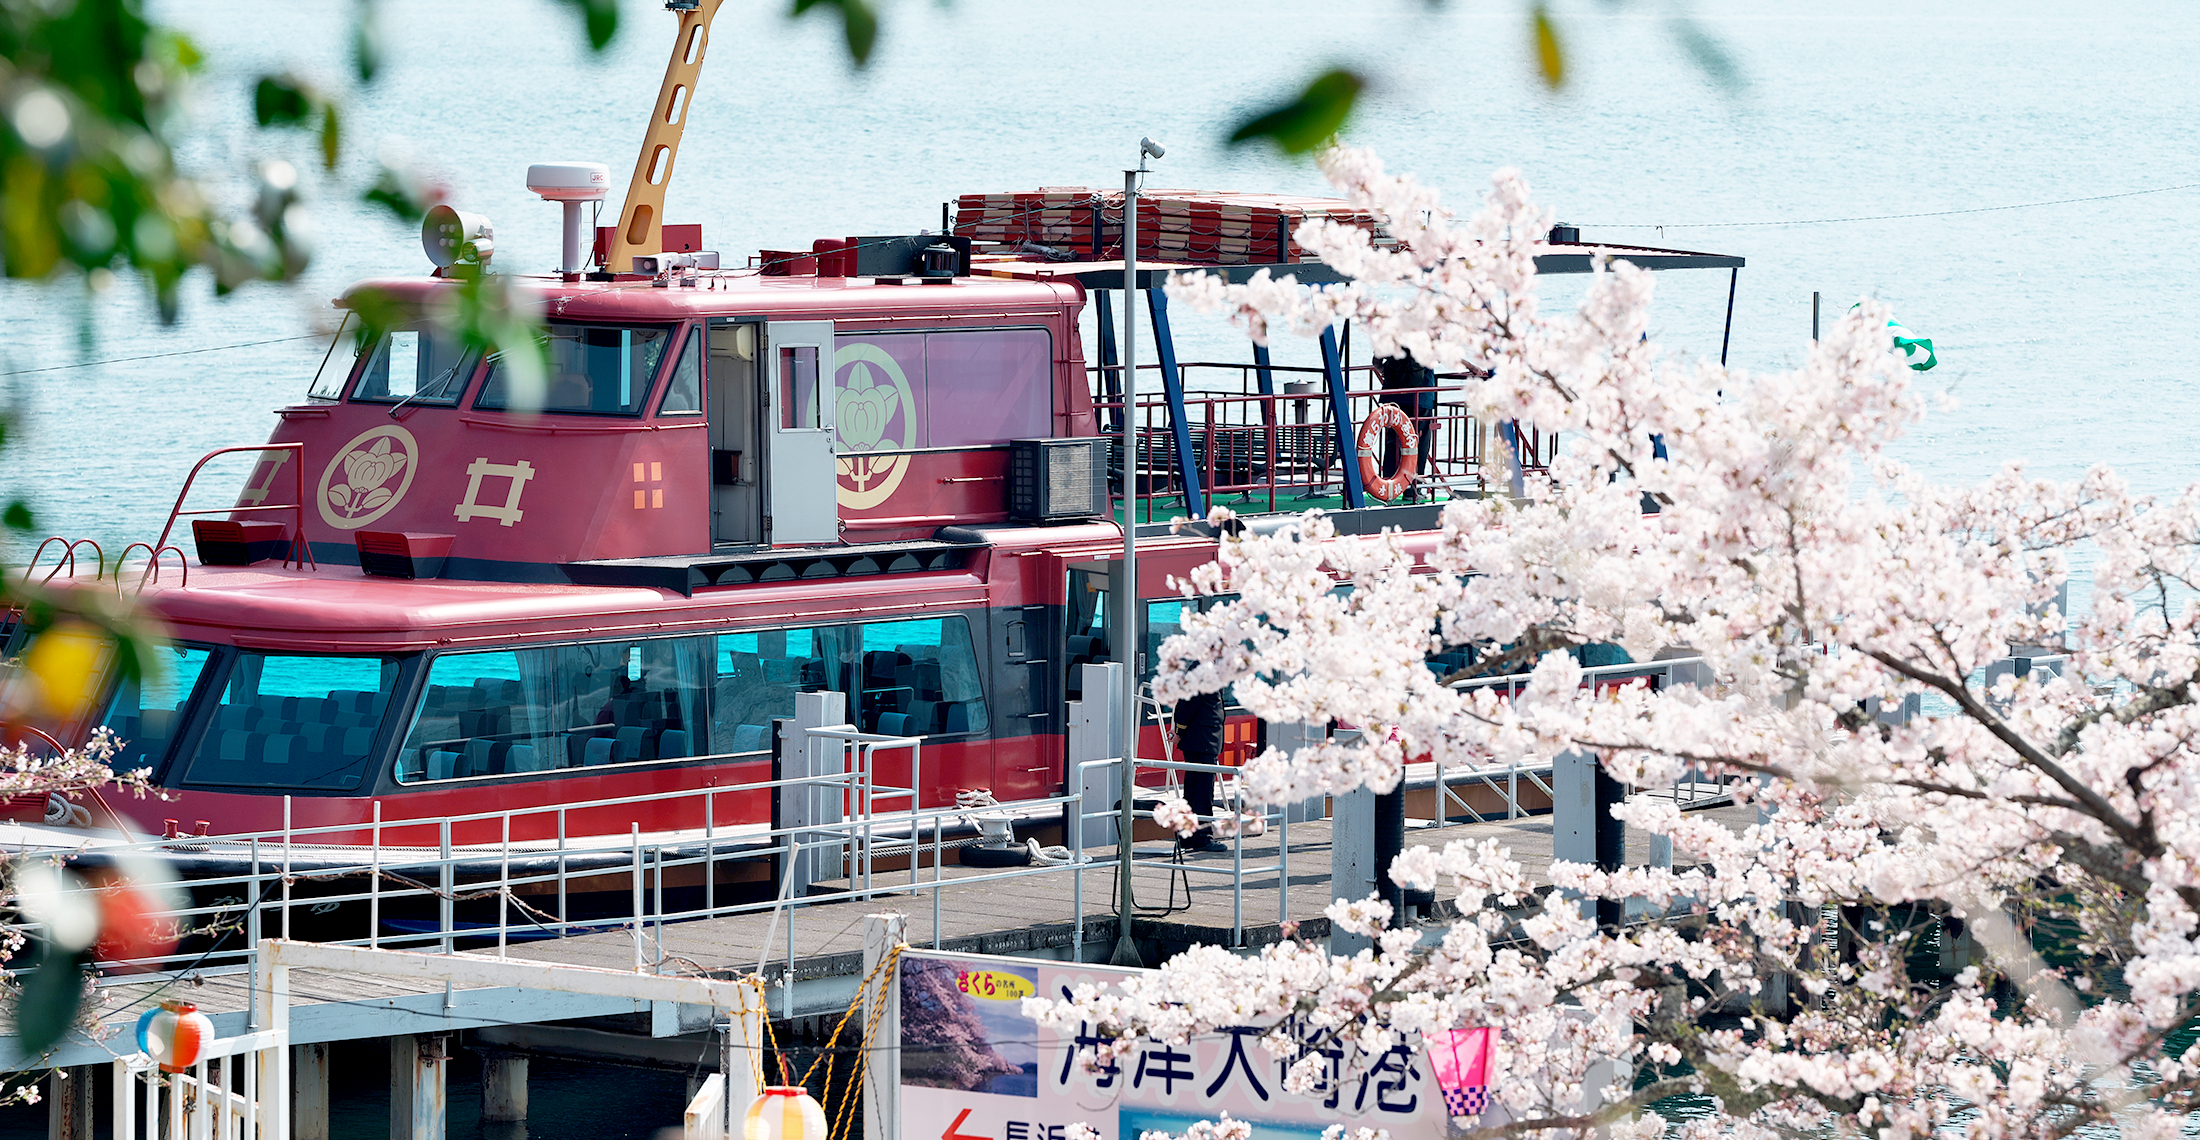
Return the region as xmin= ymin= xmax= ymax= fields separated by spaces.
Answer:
xmin=182 ymin=652 xmax=399 ymax=791
xmin=345 ymin=324 xmax=477 ymax=405
xmin=100 ymin=642 xmax=219 ymax=772
xmin=474 ymin=322 xmax=674 ymax=415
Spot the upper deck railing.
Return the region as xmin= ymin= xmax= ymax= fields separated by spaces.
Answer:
xmin=1090 ymin=361 xmax=1556 ymax=523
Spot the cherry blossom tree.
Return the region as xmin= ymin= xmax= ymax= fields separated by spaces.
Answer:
xmin=1033 ymin=148 xmax=2200 ymax=1138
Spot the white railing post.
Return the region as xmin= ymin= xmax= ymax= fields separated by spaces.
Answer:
xmin=438 ymin=819 xmax=454 ymax=954
xmin=247 ymin=837 xmax=261 ymax=1027
xmin=631 ymin=822 xmax=645 ymax=972
xmin=499 ymin=814 xmax=511 ymax=959
xmin=282 ymin=795 xmax=293 ymax=942
xmin=370 ymin=800 xmax=383 ymax=949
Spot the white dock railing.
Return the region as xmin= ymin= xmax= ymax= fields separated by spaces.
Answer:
xmin=112 ymin=1026 xmax=287 ymax=1140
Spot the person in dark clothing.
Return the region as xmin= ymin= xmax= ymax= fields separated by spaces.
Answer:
xmin=1374 ymin=352 xmax=1438 ymax=490
xmin=1173 ymin=688 xmax=1229 ymax=853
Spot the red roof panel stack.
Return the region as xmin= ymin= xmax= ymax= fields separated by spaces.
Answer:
xmin=952 ymin=189 xmax=1400 ymax=265
xmin=952 ymin=188 xmax=1121 ymax=253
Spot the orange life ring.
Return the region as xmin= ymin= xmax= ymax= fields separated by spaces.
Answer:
xmin=1356 ymin=403 xmax=1420 ymax=502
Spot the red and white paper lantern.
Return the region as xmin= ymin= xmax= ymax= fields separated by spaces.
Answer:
xmin=136 ymin=1000 xmax=212 ymax=1073
xmin=743 ymin=1086 xmax=826 ymax=1140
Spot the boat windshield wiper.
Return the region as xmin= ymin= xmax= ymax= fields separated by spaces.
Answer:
xmin=387 ymin=356 xmax=472 ymax=418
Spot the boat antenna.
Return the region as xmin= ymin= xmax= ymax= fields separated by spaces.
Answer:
xmin=606 ymin=0 xmax=726 ymax=275
xmin=1112 ymin=135 xmax=1163 ymax=968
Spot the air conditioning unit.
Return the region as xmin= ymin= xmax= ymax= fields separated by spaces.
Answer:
xmin=1008 ymin=438 xmax=1108 ymax=522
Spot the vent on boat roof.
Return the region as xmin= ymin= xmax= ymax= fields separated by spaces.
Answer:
xmin=193 ymin=520 xmax=291 ymax=566
xmin=561 ymin=538 xmax=984 ymax=596
xmin=357 ymin=531 xmax=454 ymax=580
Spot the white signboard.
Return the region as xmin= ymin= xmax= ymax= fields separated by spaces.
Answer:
xmin=897 ymin=950 xmax=1453 ymax=1140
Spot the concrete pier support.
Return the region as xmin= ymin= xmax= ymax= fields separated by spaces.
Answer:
xmin=1329 ymin=787 xmax=1375 ymax=955
xmin=295 ymin=1043 xmax=332 ymax=1140
xmin=44 ymin=1066 xmax=92 ymax=1140
xmin=391 ymin=1034 xmax=449 ymax=1140
xmin=861 ymin=914 xmax=905 ymax=1140
xmin=482 ymin=1054 xmax=529 ymax=1123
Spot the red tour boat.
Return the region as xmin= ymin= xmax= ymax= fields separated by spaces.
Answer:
xmin=4 ymin=2 xmax=1745 ymax=898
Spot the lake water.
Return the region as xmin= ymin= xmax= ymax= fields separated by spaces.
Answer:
xmin=4 ymin=0 xmax=2198 ymax=562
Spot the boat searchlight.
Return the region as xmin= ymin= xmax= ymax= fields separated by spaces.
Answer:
xmin=526 ymin=160 xmax=611 ymax=275
xmin=422 ymin=204 xmax=494 ymax=272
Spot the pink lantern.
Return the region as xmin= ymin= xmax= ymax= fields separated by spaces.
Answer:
xmin=136 ymin=1000 xmax=212 ymax=1074
xmin=1423 ymin=1026 xmax=1496 ymax=1118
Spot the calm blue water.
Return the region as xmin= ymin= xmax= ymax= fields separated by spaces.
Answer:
xmin=4 ymin=0 xmax=2198 ymax=561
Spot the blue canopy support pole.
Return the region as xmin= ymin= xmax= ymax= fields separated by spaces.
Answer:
xmin=1719 ymin=267 xmax=1739 ymax=366
xmin=1147 ymin=288 xmax=1205 ymax=518
xmin=1320 ymin=327 xmax=1365 ymax=509
xmin=1251 ymin=340 xmax=1277 ymax=427
xmin=1094 ymin=289 xmax=1121 ymax=431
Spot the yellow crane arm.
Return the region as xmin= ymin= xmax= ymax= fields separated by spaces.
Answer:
xmin=608 ymin=0 xmax=726 ymax=274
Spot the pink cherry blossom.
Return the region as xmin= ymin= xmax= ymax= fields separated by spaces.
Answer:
xmin=1039 ymin=147 xmax=2200 ymax=1138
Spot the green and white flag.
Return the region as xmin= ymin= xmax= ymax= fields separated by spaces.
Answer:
xmin=1852 ymin=302 xmax=1938 ymax=371
xmin=1886 ymin=320 xmax=1937 ymax=371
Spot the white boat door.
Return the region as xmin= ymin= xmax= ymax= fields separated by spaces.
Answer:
xmin=764 ymin=320 xmax=838 ymax=545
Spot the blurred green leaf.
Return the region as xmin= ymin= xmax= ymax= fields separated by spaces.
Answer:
xmin=252 ymin=73 xmax=317 ymax=127
xmin=558 ymin=0 xmax=620 ymax=52
xmin=1667 ymin=15 xmax=1743 ymax=92
xmin=13 ymin=940 xmax=88 ymax=1056
xmin=792 ymin=0 xmax=879 ymax=67
xmin=362 ymin=154 xmax=440 ymax=225
xmin=351 ymin=0 xmax=385 ymax=82
xmin=1229 ymin=69 xmax=1365 ymax=154
xmin=439 ymin=273 xmax=546 ymax=412
xmin=319 ymin=104 xmax=342 ymax=171
xmin=1532 ymin=4 xmax=1565 ymax=89
xmin=3 ymin=503 xmax=32 ymax=532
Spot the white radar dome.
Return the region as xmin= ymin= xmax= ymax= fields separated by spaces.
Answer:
xmin=527 ymin=162 xmax=610 ymax=202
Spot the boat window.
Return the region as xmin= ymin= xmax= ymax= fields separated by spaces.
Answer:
xmin=100 ymin=643 xmax=218 ymax=772
xmin=394 ymin=638 xmax=716 ymax=783
xmin=392 ymin=615 xmax=991 ymax=784
xmin=658 ymin=327 xmax=703 ymax=415
xmin=829 ymin=329 xmax=1052 ymax=454
xmin=709 ymin=626 xmax=855 ymax=754
xmin=778 ymin=346 xmax=821 ymax=429
xmin=1062 ymin=571 xmax=1110 ymax=701
xmin=853 ymin=617 xmax=987 ymax=737
xmin=349 ymin=326 xmax=476 ymax=405
xmin=710 ymin=617 xmax=985 ymax=742
xmin=476 ymin=322 xmax=673 ymax=415
xmin=306 ymin=317 xmax=354 ymax=401
xmin=182 ymin=653 xmax=398 ymax=790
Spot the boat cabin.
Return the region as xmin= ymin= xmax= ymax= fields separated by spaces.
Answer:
xmin=267 ymin=261 xmax=1093 ymax=573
